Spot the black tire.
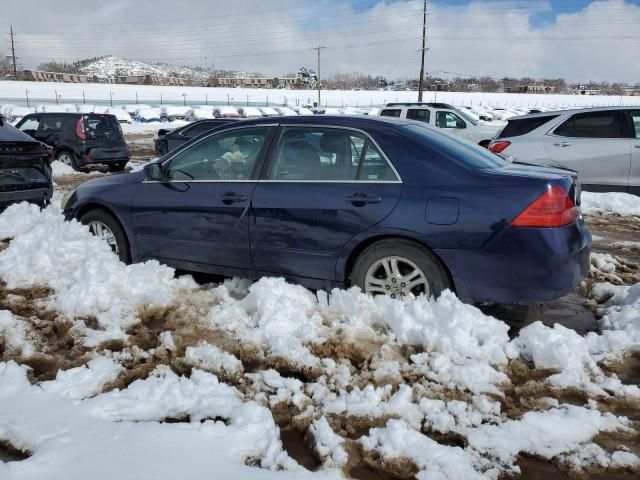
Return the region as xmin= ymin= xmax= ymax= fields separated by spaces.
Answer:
xmin=55 ymin=150 xmax=80 ymax=171
xmin=350 ymin=238 xmax=453 ymax=299
xmin=80 ymin=209 xmax=131 ymax=263
xmin=108 ymin=162 xmax=127 ymax=172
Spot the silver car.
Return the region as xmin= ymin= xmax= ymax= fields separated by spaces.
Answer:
xmin=489 ymin=106 xmax=640 ymax=194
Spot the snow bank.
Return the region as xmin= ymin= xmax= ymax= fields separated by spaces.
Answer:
xmin=51 ymin=160 xmax=77 ymax=177
xmin=0 ymin=203 xmax=196 ymax=345
xmin=582 ymin=192 xmax=640 ymax=217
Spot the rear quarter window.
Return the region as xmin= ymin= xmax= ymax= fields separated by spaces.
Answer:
xmin=380 ymin=109 xmax=401 ymax=118
xmin=498 ymin=115 xmax=559 ymax=138
xmin=405 ymin=124 xmax=510 ymax=170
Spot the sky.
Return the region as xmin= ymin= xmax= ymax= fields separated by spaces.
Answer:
xmin=1 ymin=0 xmax=640 ymax=82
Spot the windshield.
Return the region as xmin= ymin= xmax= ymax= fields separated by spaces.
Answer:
xmin=404 ymin=123 xmax=509 ymax=170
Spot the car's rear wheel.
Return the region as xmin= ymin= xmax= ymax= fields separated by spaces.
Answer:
xmin=108 ymin=162 xmax=127 ymax=172
xmin=351 ymin=239 xmax=452 ymax=299
xmin=80 ymin=209 xmax=130 ymax=263
xmin=56 ymin=151 xmax=80 ymax=171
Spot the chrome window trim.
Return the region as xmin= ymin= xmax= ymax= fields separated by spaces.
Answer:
xmin=142 ymin=123 xmax=403 ymax=185
xmin=269 ymin=124 xmax=403 ymax=183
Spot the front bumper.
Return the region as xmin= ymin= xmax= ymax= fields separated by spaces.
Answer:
xmin=436 ymin=220 xmax=592 ymax=304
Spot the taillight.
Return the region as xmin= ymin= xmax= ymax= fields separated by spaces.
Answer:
xmin=76 ymin=117 xmax=86 ymax=140
xmin=488 ymin=140 xmax=510 ymax=153
xmin=510 ymin=185 xmax=578 ymax=228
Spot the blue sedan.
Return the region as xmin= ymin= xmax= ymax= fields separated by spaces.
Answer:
xmin=62 ymin=116 xmax=591 ymax=304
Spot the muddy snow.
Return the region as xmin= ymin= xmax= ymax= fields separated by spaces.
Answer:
xmin=0 ymin=135 xmax=639 ymax=480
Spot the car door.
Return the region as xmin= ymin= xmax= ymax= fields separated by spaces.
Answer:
xmin=31 ymin=114 xmax=68 ymax=148
xmin=542 ymin=110 xmax=631 ymax=190
xmin=250 ymin=126 xmax=402 ymax=281
xmin=130 ymin=125 xmax=275 ymax=271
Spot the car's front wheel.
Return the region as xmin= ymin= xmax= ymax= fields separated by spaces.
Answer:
xmin=80 ymin=209 xmax=131 ymax=263
xmin=351 ymin=239 xmax=452 ymax=300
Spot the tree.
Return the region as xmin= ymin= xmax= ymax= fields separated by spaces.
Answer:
xmin=0 ymin=57 xmax=14 ymax=79
xmin=36 ymin=61 xmax=78 ymax=73
xmin=296 ymin=67 xmax=318 ymax=89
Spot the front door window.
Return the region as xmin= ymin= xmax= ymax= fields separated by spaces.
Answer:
xmin=166 ymin=127 xmax=271 ymax=181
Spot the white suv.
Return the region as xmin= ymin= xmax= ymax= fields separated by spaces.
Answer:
xmin=378 ymin=102 xmax=501 ymax=147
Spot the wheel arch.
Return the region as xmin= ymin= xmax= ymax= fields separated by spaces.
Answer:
xmin=75 ymin=202 xmax=134 ymax=257
xmin=341 ymin=234 xmax=453 ymax=289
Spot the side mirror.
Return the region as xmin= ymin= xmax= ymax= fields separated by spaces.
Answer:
xmin=144 ymin=162 xmax=164 ymax=181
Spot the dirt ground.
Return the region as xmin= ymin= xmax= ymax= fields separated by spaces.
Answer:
xmin=3 ymin=131 xmax=639 ymax=479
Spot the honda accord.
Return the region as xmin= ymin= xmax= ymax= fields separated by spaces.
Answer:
xmin=62 ymin=116 xmax=591 ymax=304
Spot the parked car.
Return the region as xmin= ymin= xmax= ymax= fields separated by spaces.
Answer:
xmin=0 ymin=115 xmax=53 ymax=209
xmin=154 ymin=118 xmax=239 ymax=156
xmin=214 ymin=106 xmax=241 ymax=119
xmin=137 ymin=108 xmax=163 ymax=123
xmin=163 ymin=106 xmax=193 ymax=122
xmin=237 ymin=107 xmax=263 ymax=119
xmin=379 ymin=103 xmax=501 ymax=146
xmin=15 ymin=113 xmax=130 ymax=172
xmin=489 ymin=107 xmax=640 ymax=194
xmin=63 ymin=116 xmax=590 ymax=304
xmin=105 ymin=108 xmax=133 ymax=124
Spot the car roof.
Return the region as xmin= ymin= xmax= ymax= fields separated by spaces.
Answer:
xmin=0 ymin=116 xmax=40 ymax=143
xmin=214 ymin=115 xmax=415 ymax=129
xmin=509 ymin=105 xmax=639 ymax=121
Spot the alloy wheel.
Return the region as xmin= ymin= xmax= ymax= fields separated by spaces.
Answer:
xmin=88 ymin=221 xmax=119 ymax=255
xmin=364 ymin=255 xmax=429 ymax=299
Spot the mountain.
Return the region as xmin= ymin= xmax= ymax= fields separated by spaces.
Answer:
xmin=74 ymin=56 xmax=213 ymax=84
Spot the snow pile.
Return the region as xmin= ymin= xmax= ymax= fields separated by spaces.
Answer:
xmin=0 ymin=311 xmax=35 ymax=357
xmin=185 ymin=342 xmax=243 ymax=376
xmin=309 ymin=416 xmax=349 ymax=467
xmin=41 ymin=356 xmax=123 ymax=400
xmin=582 ymin=192 xmax=640 ymax=218
xmin=51 ymin=160 xmax=77 ymax=177
xmin=0 ymin=203 xmax=197 ymax=345
xmin=0 ymin=361 xmax=320 ymax=479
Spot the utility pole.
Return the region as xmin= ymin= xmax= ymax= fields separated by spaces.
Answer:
xmin=9 ymin=25 xmax=18 ymax=80
xmin=417 ymin=0 xmax=427 ymax=102
xmin=316 ymin=46 xmax=325 ymax=107
xmin=204 ymin=56 xmax=208 ymax=71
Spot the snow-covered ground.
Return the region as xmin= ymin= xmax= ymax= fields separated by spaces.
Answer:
xmin=2 ymin=80 xmax=640 ymax=109
xmin=0 ymin=179 xmax=639 ymax=478
xmin=583 ymin=192 xmax=640 ymax=218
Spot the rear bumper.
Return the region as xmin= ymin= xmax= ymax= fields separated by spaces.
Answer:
xmin=83 ymin=147 xmax=129 ymax=165
xmin=435 ymin=220 xmax=592 ymax=304
xmin=0 ymin=187 xmax=52 ymax=207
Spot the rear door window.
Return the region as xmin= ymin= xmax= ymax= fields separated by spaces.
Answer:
xmin=498 ymin=115 xmax=559 ymax=138
xmin=38 ymin=115 xmax=67 ymax=132
xmin=554 ymin=111 xmax=626 ymax=138
xmin=268 ymin=127 xmax=398 ymax=182
xmin=406 ymin=109 xmax=430 ymax=123
xmin=380 ymin=109 xmax=401 ymax=118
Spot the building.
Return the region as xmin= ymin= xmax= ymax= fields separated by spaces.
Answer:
xmin=213 ymin=77 xmax=301 ymax=89
xmin=505 ymin=84 xmax=556 ymax=94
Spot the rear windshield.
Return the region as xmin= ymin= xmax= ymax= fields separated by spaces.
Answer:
xmin=404 ymin=124 xmax=510 ymax=170
xmin=498 ymin=115 xmax=559 ymax=138
xmin=85 ymin=114 xmax=122 ymax=138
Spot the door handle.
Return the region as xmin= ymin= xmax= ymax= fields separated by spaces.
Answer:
xmin=634 ymin=144 xmax=640 ymax=149
xmin=220 ymin=192 xmax=247 ymax=205
xmin=553 ymin=141 xmax=572 ymax=147
xmin=345 ymin=193 xmax=382 ymax=207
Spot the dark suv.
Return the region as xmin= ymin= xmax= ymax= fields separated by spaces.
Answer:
xmin=0 ymin=115 xmax=52 ymax=209
xmin=16 ymin=113 xmax=130 ymax=172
